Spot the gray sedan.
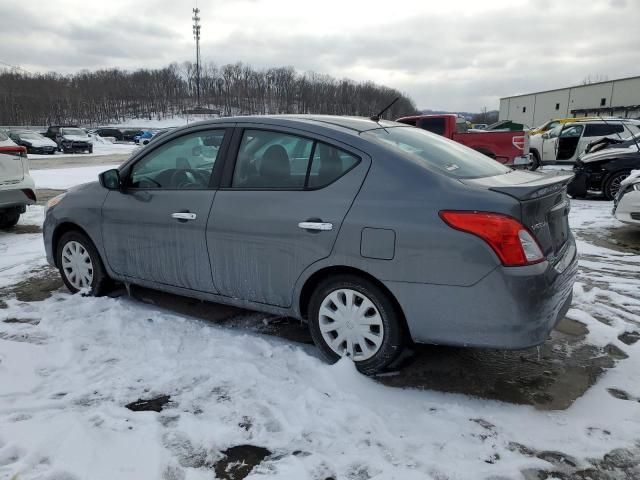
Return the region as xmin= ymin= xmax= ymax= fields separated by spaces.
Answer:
xmin=43 ymin=116 xmax=577 ymax=374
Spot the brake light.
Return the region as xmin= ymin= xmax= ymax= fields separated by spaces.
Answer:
xmin=512 ymin=135 xmax=526 ymax=150
xmin=439 ymin=211 xmax=545 ymax=266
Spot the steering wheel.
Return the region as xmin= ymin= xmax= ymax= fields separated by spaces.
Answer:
xmin=170 ymin=169 xmax=209 ymax=189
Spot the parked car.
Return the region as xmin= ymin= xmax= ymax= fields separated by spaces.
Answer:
xmin=396 ymin=114 xmax=531 ymax=166
xmin=95 ymin=128 xmax=124 ymax=141
xmin=613 ymin=170 xmax=640 ymax=225
xmin=44 ymin=125 xmax=78 ymax=141
xmin=568 ymin=142 xmax=640 ymax=200
xmin=8 ymin=129 xmax=57 ymax=154
xmin=134 ymin=130 xmax=156 ymax=145
xmin=122 ymin=129 xmax=144 ymax=142
xmin=0 ymin=131 xmax=36 ymax=228
xmin=54 ymin=127 xmax=93 ymax=154
xmin=529 ymin=119 xmax=640 ymax=169
xmin=43 ymin=115 xmax=577 ymax=374
xmin=584 ymin=132 xmax=640 ymax=154
xmin=485 ymin=120 xmax=530 ymax=131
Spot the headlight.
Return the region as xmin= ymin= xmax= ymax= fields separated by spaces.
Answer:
xmin=46 ymin=193 xmax=66 ymax=211
xmin=634 ymin=183 xmax=640 ymax=191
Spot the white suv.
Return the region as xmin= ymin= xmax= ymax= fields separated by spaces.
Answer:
xmin=529 ymin=119 xmax=640 ymax=167
xmin=0 ymin=131 xmax=36 ymax=228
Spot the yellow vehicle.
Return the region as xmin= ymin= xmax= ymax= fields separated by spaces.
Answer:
xmin=530 ymin=117 xmax=600 ymax=136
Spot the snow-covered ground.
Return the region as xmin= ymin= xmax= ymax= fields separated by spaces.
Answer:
xmin=0 ymin=175 xmax=639 ymax=479
xmin=31 ymin=165 xmax=119 ymax=189
xmin=27 ymin=140 xmax=138 ymax=160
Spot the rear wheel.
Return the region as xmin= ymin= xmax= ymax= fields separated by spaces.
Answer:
xmin=308 ymin=275 xmax=405 ymax=375
xmin=0 ymin=211 xmax=20 ymax=229
xmin=604 ymin=171 xmax=629 ymax=200
xmin=56 ymin=231 xmax=110 ymax=295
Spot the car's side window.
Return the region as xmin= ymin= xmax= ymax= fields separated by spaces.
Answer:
xmin=307 ymin=143 xmax=359 ymax=188
xmin=560 ymin=125 xmax=583 ymax=138
xmin=232 ymin=130 xmax=314 ymax=189
xmin=129 ymin=130 xmax=225 ymax=189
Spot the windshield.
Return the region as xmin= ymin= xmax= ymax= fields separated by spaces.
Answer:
xmin=19 ymin=132 xmax=44 ymax=140
xmin=363 ymin=126 xmax=512 ymax=179
xmin=61 ymin=128 xmax=87 ymax=136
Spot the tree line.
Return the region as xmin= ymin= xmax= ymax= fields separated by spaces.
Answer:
xmin=0 ymin=62 xmax=418 ymax=126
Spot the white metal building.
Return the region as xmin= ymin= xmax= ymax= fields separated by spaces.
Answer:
xmin=499 ymin=75 xmax=640 ymax=127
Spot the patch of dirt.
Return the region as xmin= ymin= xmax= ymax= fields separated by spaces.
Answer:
xmin=618 ymin=331 xmax=640 ymax=345
xmin=213 ymin=445 xmax=271 ymax=480
xmin=0 ymin=267 xmax=62 ymax=302
xmin=522 ymin=443 xmax=640 ymax=479
xmin=2 ymin=317 xmax=40 ymax=325
xmin=379 ymin=325 xmax=616 ymax=411
xmin=35 ymin=189 xmax=66 ymax=206
xmin=8 ymin=224 xmax=42 ymax=234
xmin=125 ymin=395 xmax=171 ymax=412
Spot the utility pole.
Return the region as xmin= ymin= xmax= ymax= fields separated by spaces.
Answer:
xmin=192 ymin=6 xmax=201 ymax=106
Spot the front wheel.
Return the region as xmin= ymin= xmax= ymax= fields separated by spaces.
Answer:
xmin=308 ymin=275 xmax=405 ymax=375
xmin=56 ymin=231 xmax=110 ymax=295
xmin=529 ymin=150 xmax=541 ymax=171
xmin=604 ymin=171 xmax=629 ymax=200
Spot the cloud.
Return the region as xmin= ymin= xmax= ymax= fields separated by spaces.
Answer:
xmin=1 ymin=0 xmax=639 ymax=111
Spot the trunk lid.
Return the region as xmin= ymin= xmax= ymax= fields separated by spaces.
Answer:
xmin=462 ymin=170 xmax=574 ymax=258
xmin=0 ymin=143 xmax=26 ymax=185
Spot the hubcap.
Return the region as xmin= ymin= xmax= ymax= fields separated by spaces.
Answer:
xmin=610 ymin=175 xmax=626 ymax=197
xmin=61 ymin=241 xmax=94 ymax=290
xmin=318 ymin=288 xmax=384 ymax=361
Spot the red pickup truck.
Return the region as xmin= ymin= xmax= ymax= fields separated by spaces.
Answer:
xmin=396 ymin=114 xmax=531 ymax=167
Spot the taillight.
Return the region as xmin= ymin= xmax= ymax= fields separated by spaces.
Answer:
xmin=439 ymin=211 xmax=545 ymax=267
xmin=512 ymin=135 xmax=525 ymax=151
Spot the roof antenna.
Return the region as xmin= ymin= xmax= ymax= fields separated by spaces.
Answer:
xmin=370 ymin=96 xmax=400 ymax=122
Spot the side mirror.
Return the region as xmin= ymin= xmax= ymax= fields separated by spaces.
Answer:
xmin=99 ymin=168 xmax=121 ymax=190
xmin=542 ymin=133 xmax=549 ymax=140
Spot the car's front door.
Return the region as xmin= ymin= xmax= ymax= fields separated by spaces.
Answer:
xmin=208 ymin=126 xmax=370 ymax=307
xmin=541 ymin=126 xmax=560 ymax=161
xmin=101 ymin=128 xmax=230 ymax=292
xmin=556 ymin=124 xmax=584 ymax=161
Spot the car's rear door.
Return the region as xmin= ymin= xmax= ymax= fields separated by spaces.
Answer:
xmin=207 ymin=125 xmax=370 ymax=307
xmin=101 ymin=127 xmax=232 ymax=292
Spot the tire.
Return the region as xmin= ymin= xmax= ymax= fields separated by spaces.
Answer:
xmin=88 ymin=148 xmax=93 ymax=154
xmin=56 ymin=230 xmax=110 ymax=296
xmin=0 ymin=211 xmax=20 ymax=229
xmin=529 ymin=150 xmax=541 ymax=171
xmin=308 ymin=274 xmax=405 ymax=375
xmin=603 ymin=171 xmax=629 ymax=200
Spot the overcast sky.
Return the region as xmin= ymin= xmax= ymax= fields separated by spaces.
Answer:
xmin=2 ymin=0 xmax=639 ymax=111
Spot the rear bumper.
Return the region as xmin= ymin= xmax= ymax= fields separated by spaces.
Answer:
xmin=0 ymin=187 xmax=36 ymax=210
xmin=384 ymin=236 xmax=578 ymax=349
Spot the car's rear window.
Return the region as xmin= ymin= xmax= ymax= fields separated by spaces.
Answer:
xmin=363 ymin=126 xmax=512 ymax=179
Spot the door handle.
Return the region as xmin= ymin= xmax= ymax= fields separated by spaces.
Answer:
xmin=171 ymin=212 xmax=197 ymax=221
xmin=298 ymin=221 xmax=333 ymax=231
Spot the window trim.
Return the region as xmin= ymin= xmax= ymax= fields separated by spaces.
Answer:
xmin=220 ymin=127 xmax=362 ymax=192
xmin=120 ymin=127 xmax=232 ymax=192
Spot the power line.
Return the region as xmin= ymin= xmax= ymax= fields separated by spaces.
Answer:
xmin=0 ymin=60 xmax=30 ymax=74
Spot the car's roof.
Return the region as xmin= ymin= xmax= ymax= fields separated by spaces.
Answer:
xmin=188 ymin=115 xmax=402 ymax=135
